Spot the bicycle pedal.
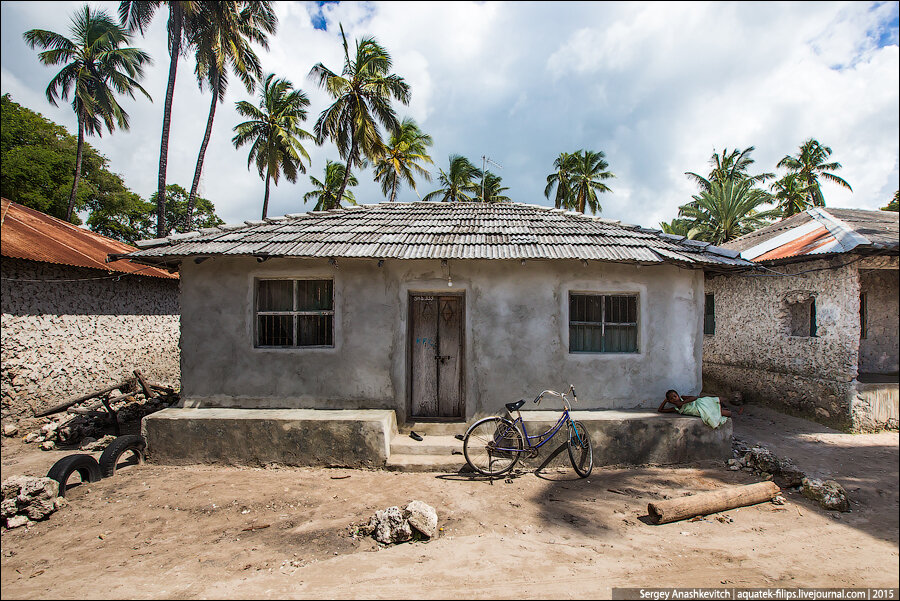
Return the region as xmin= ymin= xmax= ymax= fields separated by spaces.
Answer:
xmin=454 ymin=434 xmax=465 ymax=441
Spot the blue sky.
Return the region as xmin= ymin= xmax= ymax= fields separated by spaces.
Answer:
xmin=1 ymin=1 xmax=898 ymax=228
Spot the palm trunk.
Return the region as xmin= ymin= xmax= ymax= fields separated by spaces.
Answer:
xmin=157 ymin=14 xmax=182 ymax=239
xmin=261 ymin=172 xmax=271 ymax=220
xmin=66 ymin=113 xmax=85 ymax=222
xmin=187 ymin=90 xmax=218 ymax=230
xmin=336 ymin=126 xmax=357 ymax=207
xmin=390 ymin=176 xmax=398 ymax=202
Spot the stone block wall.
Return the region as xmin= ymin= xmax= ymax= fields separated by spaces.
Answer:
xmin=703 ymin=256 xmax=861 ymax=430
xmin=1 ymin=257 xmax=180 ymax=419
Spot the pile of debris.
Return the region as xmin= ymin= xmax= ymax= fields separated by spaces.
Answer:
xmin=352 ymin=501 xmax=438 ymax=544
xmin=1 ymin=475 xmax=65 ymax=530
xmin=7 ymin=369 xmax=176 ymax=451
xmin=730 ymin=438 xmax=849 ymax=512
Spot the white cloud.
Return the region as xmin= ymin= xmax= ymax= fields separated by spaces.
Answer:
xmin=2 ymin=1 xmax=897 ymax=230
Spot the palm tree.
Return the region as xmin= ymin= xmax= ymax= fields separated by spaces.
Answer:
xmin=309 ymin=24 xmax=411 ymax=206
xmin=685 ymin=146 xmax=774 ymax=192
xmin=119 ymin=0 xmax=200 ymax=238
xmin=678 ymin=178 xmax=779 ymax=245
xmin=569 ymin=150 xmax=614 ymax=214
xmin=477 ymin=171 xmax=511 ymax=203
xmin=659 ymin=218 xmax=700 ymax=239
xmin=185 ymin=1 xmax=276 ymax=228
xmin=24 ymin=5 xmax=151 ymax=222
xmin=373 ymin=117 xmax=433 ymax=202
xmin=882 ymin=191 xmax=899 ymax=212
xmin=777 ymin=138 xmax=851 ymax=207
xmin=545 ymin=152 xmax=575 ymax=209
xmin=303 ymin=160 xmax=358 ymax=211
xmin=232 ymin=74 xmax=314 ymax=219
xmin=770 ymin=173 xmax=811 ymax=219
xmin=422 ymin=155 xmax=482 ymax=202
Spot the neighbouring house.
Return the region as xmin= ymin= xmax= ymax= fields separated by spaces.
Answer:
xmin=125 ymin=202 xmax=750 ymax=424
xmin=1 ymin=198 xmax=180 ymax=420
xmin=703 ymin=207 xmax=899 ymax=431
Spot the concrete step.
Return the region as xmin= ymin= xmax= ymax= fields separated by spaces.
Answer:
xmin=385 ymin=453 xmax=467 ymax=473
xmin=400 ymin=422 xmax=468 ymax=436
xmin=390 ymin=434 xmax=462 ymax=456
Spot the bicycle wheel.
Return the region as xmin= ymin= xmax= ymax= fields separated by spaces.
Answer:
xmin=567 ymin=420 xmax=593 ymax=478
xmin=463 ymin=417 xmax=523 ymax=477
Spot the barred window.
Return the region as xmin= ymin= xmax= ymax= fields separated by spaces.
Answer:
xmin=704 ymin=293 xmax=715 ymax=335
xmin=256 ymin=279 xmax=334 ymax=347
xmin=569 ymin=293 xmax=638 ymax=353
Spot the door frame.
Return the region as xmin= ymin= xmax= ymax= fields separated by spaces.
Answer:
xmin=406 ymin=290 xmax=466 ymax=422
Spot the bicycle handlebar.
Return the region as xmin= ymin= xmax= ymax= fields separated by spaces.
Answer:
xmin=532 ymin=385 xmax=578 ymax=411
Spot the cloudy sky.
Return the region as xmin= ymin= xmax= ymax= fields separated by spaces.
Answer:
xmin=2 ymin=1 xmax=898 ymax=228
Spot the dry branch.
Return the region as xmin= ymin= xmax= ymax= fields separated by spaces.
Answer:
xmin=647 ymin=481 xmax=780 ymax=524
xmin=35 ymin=379 xmax=133 ymax=417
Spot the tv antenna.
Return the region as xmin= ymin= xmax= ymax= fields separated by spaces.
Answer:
xmin=481 ymin=155 xmax=503 ymax=202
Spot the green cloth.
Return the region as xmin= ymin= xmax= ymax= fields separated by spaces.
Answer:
xmin=677 ymin=396 xmax=728 ymax=429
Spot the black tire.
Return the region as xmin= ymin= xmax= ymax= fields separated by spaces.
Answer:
xmin=46 ymin=454 xmax=102 ymax=497
xmin=98 ymin=435 xmax=146 ymax=478
xmin=463 ymin=417 xmax=523 ymax=477
xmin=567 ymin=420 xmax=593 ymax=478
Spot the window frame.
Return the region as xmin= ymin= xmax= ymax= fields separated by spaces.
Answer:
xmin=703 ymin=293 xmax=716 ymax=336
xmin=568 ymin=292 xmax=640 ymax=354
xmin=254 ymin=277 xmax=335 ymax=349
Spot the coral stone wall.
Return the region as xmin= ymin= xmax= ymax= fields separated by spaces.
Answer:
xmin=703 ymin=257 xmax=861 ymax=430
xmin=1 ymin=257 xmax=180 ymax=419
xmin=859 ymin=267 xmax=899 ymax=374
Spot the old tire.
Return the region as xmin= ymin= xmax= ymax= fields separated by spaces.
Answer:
xmin=46 ymin=454 xmax=102 ymax=497
xmin=98 ymin=435 xmax=146 ymax=478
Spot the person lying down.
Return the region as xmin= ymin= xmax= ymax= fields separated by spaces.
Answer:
xmin=657 ymin=390 xmax=741 ymax=429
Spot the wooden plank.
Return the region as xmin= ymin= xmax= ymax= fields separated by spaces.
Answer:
xmin=410 ymin=295 xmax=438 ymax=418
xmin=34 ymin=379 xmax=132 ymax=417
xmin=133 ymin=370 xmax=154 ymax=398
xmin=437 ymin=296 xmax=462 ymax=418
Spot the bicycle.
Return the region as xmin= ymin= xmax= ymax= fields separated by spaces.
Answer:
xmin=462 ymin=385 xmax=593 ymax=478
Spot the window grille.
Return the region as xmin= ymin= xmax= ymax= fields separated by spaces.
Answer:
xmin=704 ymin=293 xmax=715 ymax=335
xmin=569 ymin=293 xmax=638 ymax=353
xmin=256 ymin=279 xmax=334 ymax=347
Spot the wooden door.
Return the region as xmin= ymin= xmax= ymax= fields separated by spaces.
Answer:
xmin=409 ymin=294 xmax=463 ymax=419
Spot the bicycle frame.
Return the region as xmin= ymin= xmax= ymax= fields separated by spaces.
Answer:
xmin=491 ymin=386 xmax=584 ymax=453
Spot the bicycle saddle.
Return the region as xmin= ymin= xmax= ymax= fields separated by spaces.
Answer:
xmin=505 ymin=399 xmax=526 ymax=413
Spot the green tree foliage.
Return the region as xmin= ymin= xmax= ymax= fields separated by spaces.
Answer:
xmin=24 ymin=4 xmax=151 ymax=221
xmin=770 ymin=172 xmax=811 ymax=219
xmin=303 ymin=160 xmax=358 ymax=211
xmin=545 ymin=152 xmax=574 ymax=209
xmin=310 ymin=24 xmax=411 ymax=206
xmin=232 ymin=73 xmax=313 ymax=219
xmin=658 ymin=218 xmax=700 ymax=239
xmin=685 ymin=146 xmax=773 ymax=193
xmin=476 ymin=171 xmax=510 ymax=203
xmin=776 ymin=138 xmax=851 ymax=208
xmin=678 ymin=178 xmax=779 ymax=245
xmin=544 ymin=149 xmax=614 ymax=213
xmin=882 ymin=191 xmax=899 ymax=212
xmin=373 ymin=117 xmax=433 ymax=202
xmin=422 ymin=155 xmax=482 ymax=202
xmin=186 ymin=1 xmax=276 ymax=224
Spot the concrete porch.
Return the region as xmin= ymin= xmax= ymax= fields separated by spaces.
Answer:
xmin=142 ymin=407 xmax=732 ymax=471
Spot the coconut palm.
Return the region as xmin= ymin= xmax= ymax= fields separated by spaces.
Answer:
xmin=303 ymin=161 xmax=358 ymax=211
xmin=544 ymin=152 xmax=575 ymax=209
xmin=119 ymin=0 xmax=200 ymax=238
xmin=569 ymin=150 xmax=614 ymax=214
xmin=373 ymin=117 xmax=433 ymax=202
xmin=882 ymin=191 xmax=899 ymax=212
xmin=477 ymin=171 xmax=511 ymax=203
xmin=685 ymin=147 xmax=774 ymax=193
xmin=24 ymin=5 xmax=151 ymax=222
xmin=309 ymin=25 xmax=411 ymax=207
xmin=422 ymin=155 xmax=483 ymax=202
xmin=185 ymin=1 xmax=276 ymax=228
xmin=232 ymin=74 xmax=313 ymax=219
xmin=771 ymin=173 xmax=812 ymax=219
xmin=777 ymin=138 xmax=851 ymax=207
xmin=678 ymin=177 xmax=779 ymax=245
xmin=659 ymin=218 xmax=700 ymax=239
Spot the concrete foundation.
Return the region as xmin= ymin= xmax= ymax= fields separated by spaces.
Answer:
xmin=143 ymin=407 xmax=730 ymax=469
xmin=142 ymin=408 xmax=396 ymax=468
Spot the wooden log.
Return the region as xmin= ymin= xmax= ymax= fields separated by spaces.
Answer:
xmin=133 ymin=370 xmax=154 ymax=398
xmin=647 ymin=481 xmax=781 ymax=524
xmin=34 ymin=379 xmax=132 ymax=417
xmin=66 ymin=409 xmax=110 ymax=418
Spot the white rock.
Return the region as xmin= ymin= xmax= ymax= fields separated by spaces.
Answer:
xmin=2 ymin=424 xmax=18 ymax=437
xmin=5 ymin=515 xmax=30 ymax=529
xmin=40 ymin=441 xmax=56 ymax=451
xmin=405 ymin=500 xmax=438 ymax=538
xmin=368 ymin=506 xmax=413 ymax=544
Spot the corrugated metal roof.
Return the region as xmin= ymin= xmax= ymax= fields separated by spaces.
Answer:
xmin=126 ymin=202 xmax=752 ymax=268
xmin=730 ymin=207 xmax=898 ymax=262
xmin=1 ymin=198 xmax=177 ymax=279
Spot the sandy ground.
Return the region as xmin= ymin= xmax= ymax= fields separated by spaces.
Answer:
xmin=1 ymin=405 xmax=897 ymax=599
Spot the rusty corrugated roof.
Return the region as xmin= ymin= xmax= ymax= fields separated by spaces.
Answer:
xmin=125 ymin=202 xmax=751 ymax=268
xmin=0 ymin=198 xmax=177 ymax=279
